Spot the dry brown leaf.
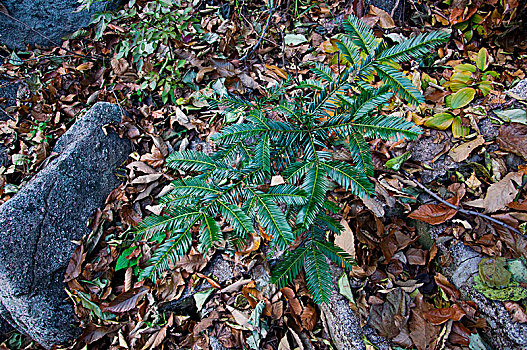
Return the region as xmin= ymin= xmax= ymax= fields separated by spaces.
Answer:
xmin=335 ymin=218 xmax=356 ymax=258
xmin=300 ymin=304 xmax=317 ymax=331
xmin=102 ymin=286 xmax=149 ymax=313
xmin=76 ymin=62 xmax=94 ymax=71
xmin=64 ymin=244 xmax=86 ymax=282
xmin=282 ymin=287 xmax=303 ymax=316
xmin=497 ymin=123 xmax=527 ymax=160
xmin=448 ymin=136 xmax=485 ymax=162
xmin=482 ymin=171 xmax=522 ymax=213
xmin=504 ymin=302 xmax=527 ymax=323
xmin=422 ymin=304 xmax=466 ymax=325
xmin=111 ymin=57 xmax=129 ymax=76
xmin=369 ymin=6 xmax=395 ymax=28
xmin=142 ymin=313 xmax=174 ymax=349
xmin=408 ymin=199 xmax=458 ymax=225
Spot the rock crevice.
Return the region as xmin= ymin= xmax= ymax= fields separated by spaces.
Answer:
xmin=0 ymin=102 xmax=131 ymax=348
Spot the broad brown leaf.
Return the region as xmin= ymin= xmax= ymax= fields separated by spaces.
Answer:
xmin=498 ymin=122 xmax=527 ymax=160
xmin=64 ymin=244 xmax=86 ymax=282
xmin=300 ymin=304 xmax=317 ymax=331
xmin=102 ymin=286 xmax=149 ymax=313
xmin=423 ymin=304 xmax=466 ymax=325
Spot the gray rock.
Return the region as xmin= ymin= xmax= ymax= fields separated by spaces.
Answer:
xmin=410 ymin=130 xmax=458 ymax=183
xmin=367 ymin=0 xmax=407 ymax=21
xmin=440 ymin=242 xmax=527 ymax=349
xmin=506 ymin=79 xmax=527 ymax=101
xmin=0 ymin=102 xmax=131 ymax=348
xmin=0 ymin=78 xmax=17 ymax=121
xmin=320 ymin=265 xmax=390 ymax=350
xmin=0 ymin=0 xmax=120 ymax=50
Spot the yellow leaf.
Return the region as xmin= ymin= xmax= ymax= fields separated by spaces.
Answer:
xmin=76 ymin=62 xmax=94 ymax=71
xmin=451 ymin=87 xmax=476 ymax=109
xmin=475 ymin=48 xmax=489 ymax=71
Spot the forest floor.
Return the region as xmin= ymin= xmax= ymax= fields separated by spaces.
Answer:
xmin=1 ymin=0 xmax=527 ymax=349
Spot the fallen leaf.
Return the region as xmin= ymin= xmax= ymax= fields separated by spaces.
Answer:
xmin=448 ymin=136 xmax=485 ymax=162
xmin=482 ymin=171 xmax=522 ymax=213
xmin=300 ymin=304 xmax=317 ymax=331
xmin=423 ymin=304 xmax=466 ymax=325
xmin=369 ymin=6 xmax=395 ymax=28
xmin=284 ymin=34 xmax=308 ymax=46
xmin=335 ymin=219 xmax=356 ymax=258
xmin=478 ymin=257 xmax=511 ymax=288
xmin=504 ymin=302 xmax=527 ymax=323
xmin=102 ymin=286 xmax=149 ymax=313
xmin=408 ymin=197 xmax=458 ymax=225
xmin=434 ymin=273 xmax=460 ymax=300
xmin=64 ymin=244 xmax=86 ymax=282
xmin=76 ymin=62 xmax=94 ymax=71
xmin=226 ymin=305 xmax=252 ymax=330
xmin=497 ymin=123 xmax=527 ymax=160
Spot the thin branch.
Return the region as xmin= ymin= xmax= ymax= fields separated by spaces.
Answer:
xmin=403 ymin=172 xmax=525 ymax=237
xmin=239 ymin=4 xmax=276 ymax=61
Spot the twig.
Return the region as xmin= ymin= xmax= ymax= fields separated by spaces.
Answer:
xmin=239 ymin=3 xmax=276 ymax=61
xmin=0 ymin=54 xmax=81 ymax=64
xmin=0 ymin=11 xmax=102 ymax=61
xmin=403 ymin=172 xmax=525 ymax=237
xmin=429 ymin=82 xmax=446 ymax=91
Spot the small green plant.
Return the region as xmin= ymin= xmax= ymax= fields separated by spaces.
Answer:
xmin=82 ymin=0 xmax=202 ymax=103
xmin=424 ymin=48 xmax=498 ymax=138
xmin=133 ymin=17 xmax=448 ymax=302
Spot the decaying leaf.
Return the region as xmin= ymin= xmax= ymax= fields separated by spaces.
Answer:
xmin=64 ymin=244 xmax=86 ymax=282
xmin=102 ymin=286 xmax=149 ymax=313
xmin=335 ymin=219 xmax=356 ymax=258
xmin=497 ymin=122 xmax=527 ymax=160
xmin=448 ymin=136 xmax=485 ymax=162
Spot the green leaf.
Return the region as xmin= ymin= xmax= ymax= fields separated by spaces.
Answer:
xmin=322 ymin=161 xmax=374 ymax=198
xmin=338 ymin=273 xmax=355 ymax=304
xmin=474 ymin=275 xmax=527 ymax=301
xmin=343 ymin=16 xmax=377 ymax=55
xmin=452 ymin=116 xmax=470 ymax=138
xmin=116 ymin=246 xmax=141 ymax=271
xmin=451 ymin=87 xmax=476 ymax=109
xmin=475 ymin=48 xmax=489 ymax=71
xmin=455 ymin=64 xmax=477 ymax=73
xmin=304 ymin=245 xmax=332 ymax=303
xmin=251 ymin=192 xmax=293 ymax=250
xmin=199 ymin=213 xmax=222 ymax=252
xmin=140 ymin=226 xmax=194 ymax=281
xmin=374 ymin=64 xmax=424 ymax=105
xmin=219 ymin=201 xmax=253 ymax=238
xmin=378 ymin=30 xmax=449 ymax=63
xmin=424 ymin=112 xmax=454 ymax=130
xmin=297 ymin=164 xmax=329 ymax=227
xmin=271 ymin=246 xmax=307 ymax=289
xmin=385 ymin=151 xmax=411 ymax=171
